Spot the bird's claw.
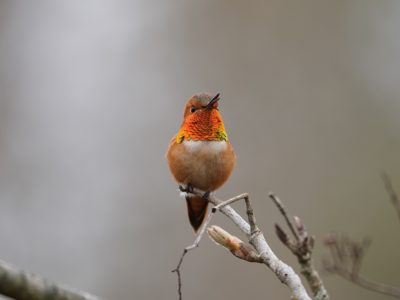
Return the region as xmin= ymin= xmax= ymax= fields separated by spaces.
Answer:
xmin=179 ymin=184 xmax=194 ymax=194
xmin=202 ymin=191 xmax=211 ymax=202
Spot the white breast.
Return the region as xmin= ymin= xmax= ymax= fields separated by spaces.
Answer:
xmin=183 ymin=140 xmax=227 ymax=153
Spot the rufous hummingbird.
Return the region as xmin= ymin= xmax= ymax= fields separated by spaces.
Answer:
xmin=166 ymin=93 xmax=236 ymax=232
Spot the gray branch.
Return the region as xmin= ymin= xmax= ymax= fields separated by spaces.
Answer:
xmin=381 ymin=172 xmax=400 ymax=223
xmin=0 ymin=259 xmax=101 ymax=300
xmin=175 ymin=188 xmax=312 ymax=300
xmin=270 ymin=193 xmax=329 ymax=300
xmin=322 ymin=174 xmax=400 ymax=299
xmin=323 ymin=234 xmax=400 ymax=299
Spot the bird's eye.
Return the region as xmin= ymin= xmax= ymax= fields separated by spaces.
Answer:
xmin=190 ymin=106 xmax=196 ymax=113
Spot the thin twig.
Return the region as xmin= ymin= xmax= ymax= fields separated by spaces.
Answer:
xmin=331 ymin=267 xmax=400 ymax=298
xmin=323 ymin=234 xmax=400 ymax=299
xmin=381 ymin=172 xmax=400 ymax=223
xmin=172 ymin=209 xmax=213 ymax=300
xmin=244 ymin=195 xmax=258 ymax=234
xmin=0 ymin=259 xmax=100 ymax=300
xmin=322 ymin=174 xmax=400 ymax=298
xmin=172 ymin=249 xmax=185 ymax=300
xmin=172 ymin=193 xmax=249 ymax=300
xmin=238 ymin=194 xmax=312 ymax=300
xmin=269 ymin=192 xmax=299 ymax=241
xmin=173 ymin=188 xmax=312 ymax=300
xmin=213 ymin=193 xmax=249 ymax=211
xmin=270 ymin=192 xmax=329 ymax=300
xmin=213 ymin=191 xmax=312 ymax=299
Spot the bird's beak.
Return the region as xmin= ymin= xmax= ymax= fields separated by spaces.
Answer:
xmin=205 ymin=93 xmax=220 ymax=109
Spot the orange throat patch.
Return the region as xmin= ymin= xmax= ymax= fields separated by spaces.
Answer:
xmin=176 ymin=109 xmax=228 ymax=143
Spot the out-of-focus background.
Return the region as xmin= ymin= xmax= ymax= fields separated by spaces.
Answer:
xmin=0 ymin=1 xmax=400 ymax=299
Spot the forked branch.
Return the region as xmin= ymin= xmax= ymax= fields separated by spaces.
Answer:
xmin=173 ymin=188 xmax=312 ymax=300
xmin=322 ymin=173 xmax=400 ymax=299
xmin=270 ymin=193 xmax=329 ymax=300
xmin=172 ymin=192 xmax=249 ymax=300
xmin=323 ymin=234 xmax=400 ymax=299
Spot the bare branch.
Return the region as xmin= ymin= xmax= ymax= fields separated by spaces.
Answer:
xmin=172 ymin=208 xmax=215 ymax=300
xmin=323 ymin=234 xmax=400 ymax=299
xmin=174 ymin=188 xmax=312 ymax=300
xmin=381 ymin=172 xmax=400 ymax=223
xmin=238 ymin=194 xmax=312 ymax=300
xmin=329 ymin=267 xmax=400 ymax=298
xmin=172 ymin=192 xmax=249 ymax=300
xmin=322 ymin=175 xmax=400 ymax=298
xmin=269 ymin=193 xmax=329 ymax=300
xmin=209 ymin=190 xmax=311 ymax=299
xmin=269 ymin=193 xmax=300 ymax=241
xmin=0 ymin=259 xmax=100 ymax=300
xmin=212 ymin=193 xmax=249 ymax=211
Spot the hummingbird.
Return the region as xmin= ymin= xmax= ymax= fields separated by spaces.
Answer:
xmin=166 ymin=93 xmax=236 ymax=232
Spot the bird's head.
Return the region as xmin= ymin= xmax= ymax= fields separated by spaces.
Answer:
xmin=176 ymin=93 xmax=228 ymax=143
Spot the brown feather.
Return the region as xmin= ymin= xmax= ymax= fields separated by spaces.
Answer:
xmin=186 ymin=195 xmax=208 ymax=232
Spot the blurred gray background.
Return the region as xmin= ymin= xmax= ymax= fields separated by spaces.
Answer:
xmin=1 ymin=1 xmax=400 ymax=299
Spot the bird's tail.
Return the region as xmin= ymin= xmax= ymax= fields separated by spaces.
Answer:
xmin=185 ymin=195 xmax=208 ymax=232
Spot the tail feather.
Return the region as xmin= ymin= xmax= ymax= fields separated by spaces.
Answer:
xmin=186 ymin=196 xmax=208 ymax=232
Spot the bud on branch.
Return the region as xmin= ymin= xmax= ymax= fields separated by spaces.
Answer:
xmin=207 ymin=226 xmax=262 ymax=263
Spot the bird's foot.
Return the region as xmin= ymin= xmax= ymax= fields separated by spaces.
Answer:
xmin=202 ymin=191 xmax=211 ymax=202
xmin=179 ymin=184 xmax=210 ymax=202
xmin=179 ymin=183 xmax=194 ymax=194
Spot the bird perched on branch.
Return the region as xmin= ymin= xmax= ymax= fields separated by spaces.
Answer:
xmin=167 ymin=93 xmax=236 ymax=232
